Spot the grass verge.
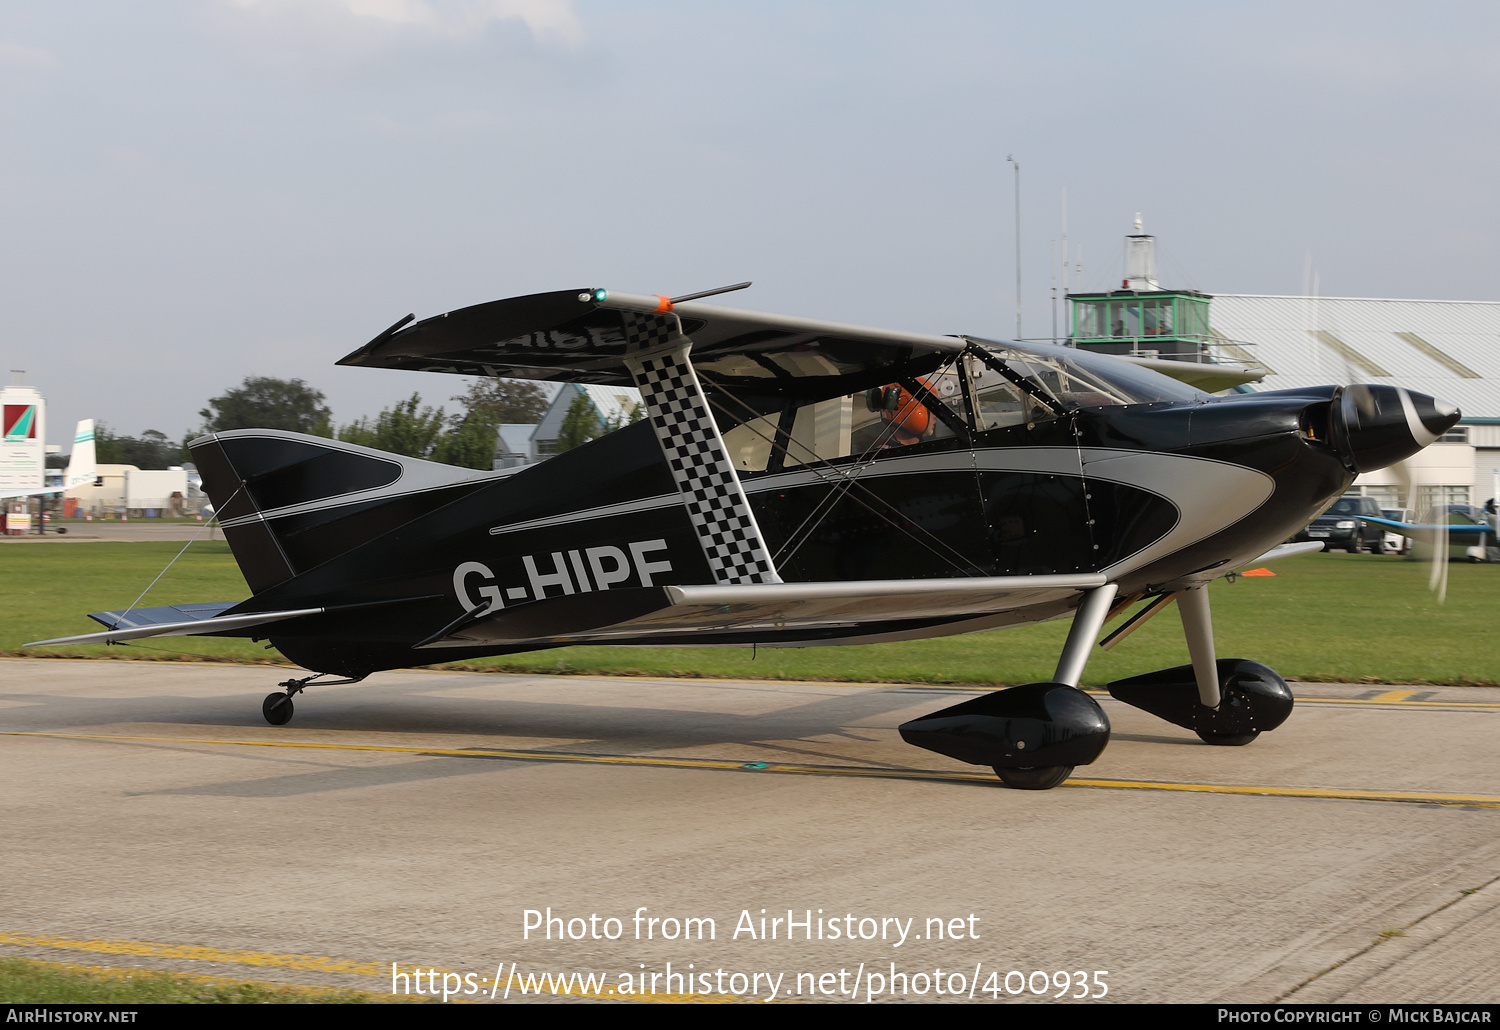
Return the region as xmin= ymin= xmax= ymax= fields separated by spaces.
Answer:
xmin=0 ymin=957 xmax=412 ymax=1004
xmin=4 ymin=541 xmax=1497 ymax=687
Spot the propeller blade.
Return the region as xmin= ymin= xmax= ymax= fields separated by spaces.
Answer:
xmin=1428 ymin=514 xmax=1449 ymax=604
xmin=1346 ymin=382 xmax=1377 ymax=418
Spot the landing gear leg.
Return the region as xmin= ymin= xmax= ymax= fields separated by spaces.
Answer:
xmin=1177 ymin=585 xmax=1220 ymax=709
xmin=1053 ymin=584 xmax=1119 ymax=688
xmin=1176 ymin=585 xmax=1261 ymax=744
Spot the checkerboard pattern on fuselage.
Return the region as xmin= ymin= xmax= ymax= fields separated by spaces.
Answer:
xmin=623 ymin=313 xmax=780 ymax=585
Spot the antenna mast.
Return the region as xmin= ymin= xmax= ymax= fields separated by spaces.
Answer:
xmin=1008 ymin=155 xmax=1021 ymax=340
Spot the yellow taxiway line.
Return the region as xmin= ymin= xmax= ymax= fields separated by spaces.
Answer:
xmin=1291 ymin=695 xmax=1500 ymax=710
xmin=0 ymin=930 xmax=386 ymax=978
xmin=7 ymin=729 xmax=1500 ymax=808
xmin=0 ymin=933 xmax=731 ymax=1003
xmin=0 ymin=956 xmax=400 ymax=1002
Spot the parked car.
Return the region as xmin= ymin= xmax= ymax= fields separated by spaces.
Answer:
xmin=1380 ymin=507 xmax=1416 ymax=555
xmin=1292 ymin=494 xmax=1387 ymax=553
xmin=1411 ymin=504 xmax=1500 ymax=563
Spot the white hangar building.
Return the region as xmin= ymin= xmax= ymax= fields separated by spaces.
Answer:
xmin=1208 ymin=294 xmax=1497 ymax=511
xmin=1070 ymin=224 xmax=1497 ymax=512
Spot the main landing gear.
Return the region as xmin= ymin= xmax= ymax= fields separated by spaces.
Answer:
xmin=260 ymin=673 xmax=365 ymax=726
xmin=899 ymin=582 xmax=1295 ymax=790
xmin=900 ymin=585 xmax=1118 ymax=790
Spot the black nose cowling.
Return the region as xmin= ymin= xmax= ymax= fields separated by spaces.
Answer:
xmin=1330 ymin=385 xmax=1461 ymax=473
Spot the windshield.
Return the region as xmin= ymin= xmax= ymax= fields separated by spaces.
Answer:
xmin=968 ymin=338 xmax=1209 ymax=409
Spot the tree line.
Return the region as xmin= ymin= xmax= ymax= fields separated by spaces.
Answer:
xmin=97 ymin=376 xmax=549 ymax=471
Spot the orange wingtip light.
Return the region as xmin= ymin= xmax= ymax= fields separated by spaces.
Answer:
xmin=1240 ymin=568 xmax=1276 ymax=577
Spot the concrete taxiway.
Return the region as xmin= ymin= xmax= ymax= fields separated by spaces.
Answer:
xmin=1 ymin=522 xmax=212 ymax=543
xmin=1 ymin=658 xmax=1497 ymax=1004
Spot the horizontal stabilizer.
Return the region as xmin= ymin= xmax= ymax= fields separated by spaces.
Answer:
xmin=419 ymin=574 xmax=1108 ymax=648
xmin=26 ymin=603 xmax=324 ymax=648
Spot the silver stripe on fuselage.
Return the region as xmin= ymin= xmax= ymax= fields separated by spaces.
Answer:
xmin=219 ymin=468 xmax=518 ymax=529
xmin=481 ymin=445 xmax=1275 ymax=582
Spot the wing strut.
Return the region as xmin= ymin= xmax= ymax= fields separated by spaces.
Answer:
xmin=621 ymin=312 xmax=781 ymax=585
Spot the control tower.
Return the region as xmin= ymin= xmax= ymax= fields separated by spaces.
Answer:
xmin=1069 ymin=216 xmax=1214 ymax=363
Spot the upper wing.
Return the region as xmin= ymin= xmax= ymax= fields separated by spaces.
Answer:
xmin=336 ymin=288 xmax=967 ymax=388
xmin=338 ymin=287 xmax=1265 ymax=399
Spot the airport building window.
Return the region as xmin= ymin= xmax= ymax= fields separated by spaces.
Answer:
xmin=1070 ymin=293 xmax=1210 ymax=350
xmin=1418 ymin=485 xmax=1472 ymax=513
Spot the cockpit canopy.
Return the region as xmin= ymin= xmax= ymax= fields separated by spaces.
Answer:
xmin=714 ymin=340 xmax=1208 ymax=474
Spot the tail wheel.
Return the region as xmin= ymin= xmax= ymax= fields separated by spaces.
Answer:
xmin=262 ymin=693 xmax=294 ymax=726
xmin=994 ymin=765 xmax=1074 ymax=790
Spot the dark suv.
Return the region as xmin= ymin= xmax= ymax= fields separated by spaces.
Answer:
xmin=1293 ymin=494 xmax=1387 ymax=553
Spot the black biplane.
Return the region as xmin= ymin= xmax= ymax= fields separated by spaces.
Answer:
xmin=30 ymin=287 xmax=1460 ymax=789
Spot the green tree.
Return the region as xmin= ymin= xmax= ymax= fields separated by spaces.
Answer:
xmin=556 ymin=391 xmax=605 ymax=453
xmin=430 ymin=408 xmax=502 ymax=469
xmin=337 ymin=394 xmax=446 ymax=458
xmin=448 ymin=378 xmax=547 ymax=426
xmin=200 ymin=377 xmax=333 ymax=436
xmin=423 ymin=377 xmax=548 ymax=471
xmin=95 ymin=425 xmax=183 ymax=468
xmin=616 ymin=399 xmax=645 ymax=429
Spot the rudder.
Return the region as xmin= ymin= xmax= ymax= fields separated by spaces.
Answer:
xmin=191 ymin=429 xmax=493 ymax=593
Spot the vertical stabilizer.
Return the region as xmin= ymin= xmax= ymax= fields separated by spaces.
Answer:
xmin=65 ymin=420 xmax=96 ymax=490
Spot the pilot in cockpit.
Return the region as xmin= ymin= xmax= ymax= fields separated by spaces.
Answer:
xmin=865 ymin=382 xmax=935 ymax=447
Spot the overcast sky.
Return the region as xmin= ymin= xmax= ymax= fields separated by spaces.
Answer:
xmin=3 ymin=0 xmax=1497 ymax=449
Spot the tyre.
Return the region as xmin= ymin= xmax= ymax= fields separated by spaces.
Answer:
xmin=262 ymin=692 xmax=294 ymax=726
xmin=993 ymin=765 xmax=1074 ymax=790
xmin=1195 ymin=729 xmax=1258 ymax=746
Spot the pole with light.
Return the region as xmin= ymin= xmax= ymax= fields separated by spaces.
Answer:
xmin=1007 ymin=154 xmax=1021 ymax=341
